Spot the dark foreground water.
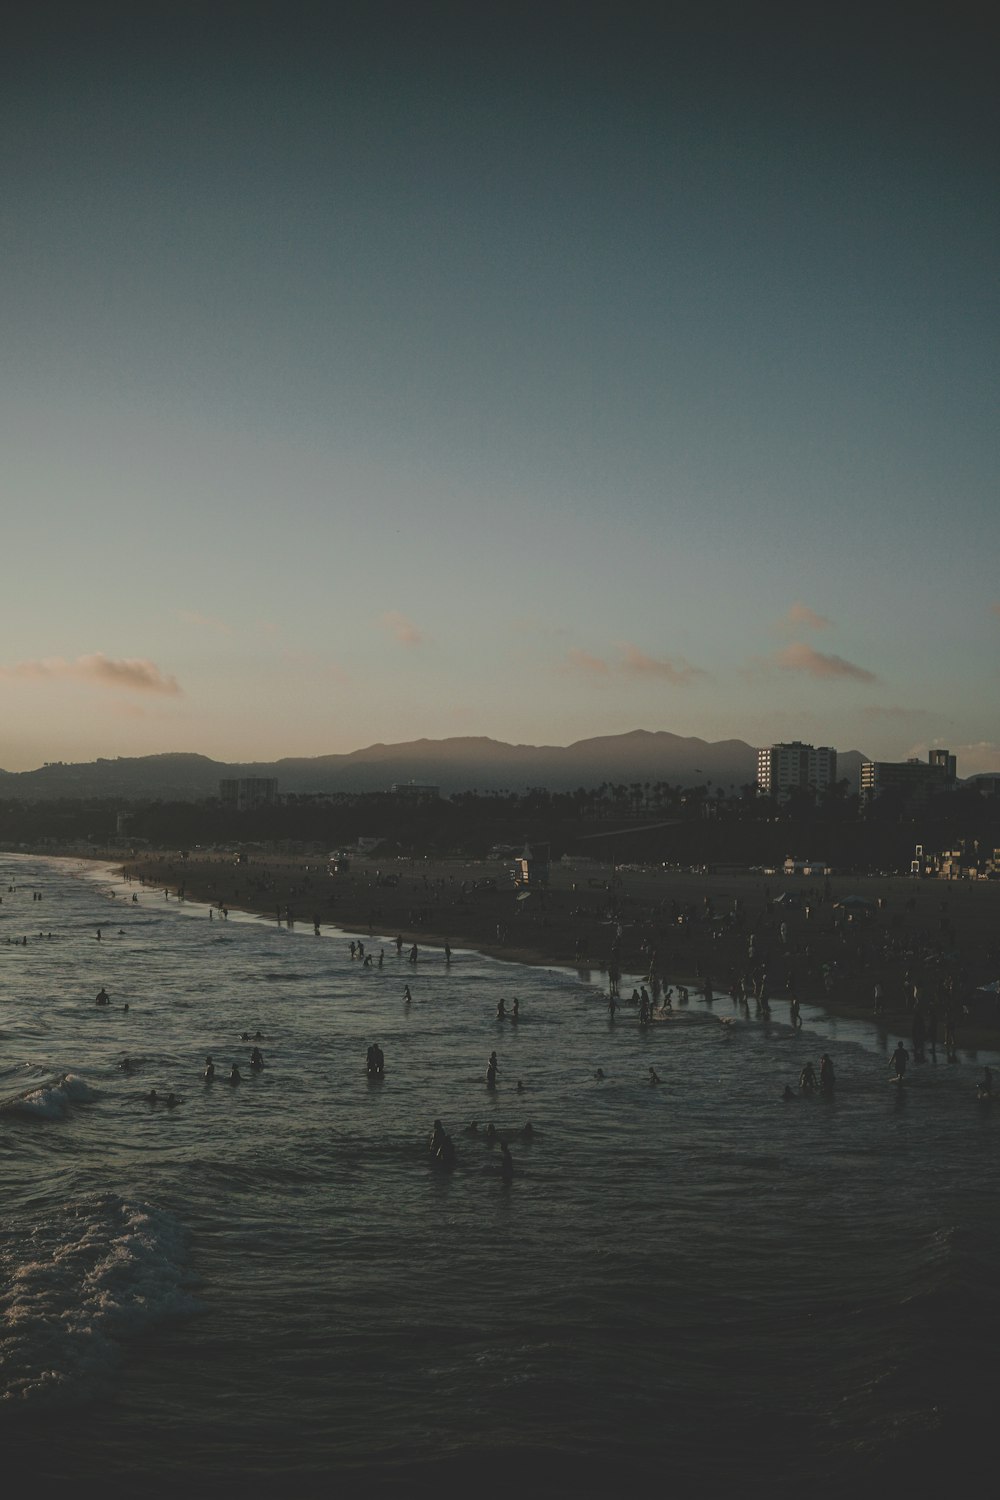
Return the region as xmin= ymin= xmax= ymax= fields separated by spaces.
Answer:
xmin=2 ymin=855 xmax=998 ymax=1496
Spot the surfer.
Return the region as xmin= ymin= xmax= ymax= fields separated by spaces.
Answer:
xmin=648 ymin=1067 xmax=661 ymax=1085
xmin=229 ymin=1064 xmax=243 ymax=1085
xmin=95 ymin=988 xmax=110 ymax=1006
xmin=890 ymin=1042 xmax=909 ymax=1081
xmin=819 ymin=1054 xmax=836 ymax=1092
xmin=403 ymin=985 xmax=412 ymax=1005
xmin=250 ymin=1047 xmax=265 ymax=1071
xmin=204 ymin=1057 xmax=215 ymax=1082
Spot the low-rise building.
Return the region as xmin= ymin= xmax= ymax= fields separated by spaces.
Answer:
xmin=861 ymin=750 xmax=955 ymax=808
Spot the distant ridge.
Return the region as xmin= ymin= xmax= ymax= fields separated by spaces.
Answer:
xmin=0 ymin=735 xmax=867 ymax=801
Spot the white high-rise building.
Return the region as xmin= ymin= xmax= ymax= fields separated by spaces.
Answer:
xmin=757 ymin=742 xmax=837 ymax=799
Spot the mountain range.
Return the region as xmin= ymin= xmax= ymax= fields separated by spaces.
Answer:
xmin=0 ymin=732 xmax=868 ymax=801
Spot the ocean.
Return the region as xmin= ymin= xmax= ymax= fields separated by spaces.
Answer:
xmin=2 ymin=854 xmax=997 ymax=1496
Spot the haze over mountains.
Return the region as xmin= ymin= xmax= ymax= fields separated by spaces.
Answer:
xmin=0 ymin=732 xmax=867 ymax=802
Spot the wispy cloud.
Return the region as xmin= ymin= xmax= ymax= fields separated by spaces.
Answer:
xmin=954 ymin=742 xmax=1000 ymax=775
xmin=780 ymin=602 xmax=831 ymax=632
xmin=560 ymin=644 xmax=707 ymax=684
xmin=0 ymin=653 xmax=182 ymax=695
xmin=178 ymin=610 xmax=232 ymax=635
xmin=561 ymin=649 xmax=610 ymax=677
xmin=380 ymin=611 xmax=424 ymax=647
xmin=619 ymin=643 xmax=708 ymax=685
xmin=774 ymin=642 xmax=876 ymax=683
xmin=862 ymin=705 xmax=933 ymax=722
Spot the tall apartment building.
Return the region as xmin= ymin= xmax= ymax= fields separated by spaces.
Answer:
xmin=757 ymin=741 xmax=837 ymax=799
xmin=219 ymin=777 xmax=279 ymax=811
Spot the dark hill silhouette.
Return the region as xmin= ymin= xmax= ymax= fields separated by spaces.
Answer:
xmin=0 ymin=734 xmax=867 ymax=801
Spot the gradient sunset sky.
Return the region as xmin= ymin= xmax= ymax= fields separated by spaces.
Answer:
xmin=2 ymin=2 xmax=997 ymax=774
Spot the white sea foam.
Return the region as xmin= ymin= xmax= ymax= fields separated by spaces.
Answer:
xmin=1 ymin=1073 xmax=99 ymax=1119
xmin=0 ymin=1195 xmax=196 ymax=1406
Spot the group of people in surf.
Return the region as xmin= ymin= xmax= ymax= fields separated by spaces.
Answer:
xmin=430 ymin=1117 xmax=515 ymax=1180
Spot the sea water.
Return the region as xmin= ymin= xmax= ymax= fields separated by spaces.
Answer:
xmin=2 ymin=855 xmax=998 ymax=1496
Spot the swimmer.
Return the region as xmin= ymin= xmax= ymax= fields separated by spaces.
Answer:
xmin=146 ymin=1088 xmax=159 ymax=1104
xmin=516 ymin=1079 xmax=524 ymax=1094
xmin=485 ymin=1122 xmax=497 ymax=1142
xmin=648 ymin=1067 xmax=661 ymax=1085
xmin=229 ymin=1064 xmax=242 ymax=1085
xmin=782 ymin=1085 xmax=797 ymax=1101
xmin=95 ymin=988 xmax=110 ymax=1006
xmin=366 ymin=1043 xmax=384 ymax=1076
xmin=118 ymin=1057 xmax=132 ymax=1072
xmin=165 ymin=1093 xmax=180 ymax=1108
xmin=595 ymin=1068 xmax=605 ymax=1080
xmin=463 ymin=1121 xmax=480 ymax=1135
xmin=520 ymin=1122 xmax=534 ymax=1140
xmin=250 ymin=1047 xmax=264 ymax=1072
xmin=204 ymin=1057 xmax=216 ymax=1082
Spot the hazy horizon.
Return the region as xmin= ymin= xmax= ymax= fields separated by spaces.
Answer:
xmin=3 ymin=4 xmax=997 ymax=775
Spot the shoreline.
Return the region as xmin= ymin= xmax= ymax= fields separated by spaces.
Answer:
xmin=96 ymin=849 xmax=1000 ymax=1054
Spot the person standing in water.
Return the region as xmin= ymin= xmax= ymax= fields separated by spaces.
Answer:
xmin=819 ymin=1054 xmax=835 ymax=1092
xmin=890 ymin=1041 xmax=909 ymax=1081
xmin=486 ymin=1051 xmax=499 ymax=1089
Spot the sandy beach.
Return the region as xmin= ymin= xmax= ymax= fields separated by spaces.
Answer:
xmin=116 ymin=850 xmax=1000 ymax=1052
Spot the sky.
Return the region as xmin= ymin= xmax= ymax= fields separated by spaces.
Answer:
xmin=1 ymin=1 xmax=997 ymax=775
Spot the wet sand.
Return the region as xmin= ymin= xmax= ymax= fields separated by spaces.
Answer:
xmin=117 ymin=851 xmax=1000 ymax=1051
